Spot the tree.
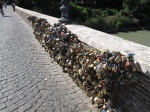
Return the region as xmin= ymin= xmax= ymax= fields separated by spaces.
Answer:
xmin=15 ymin=0 xmax=61 ymax=17
xmin=123 ymin=0 xmax=150 ymax=17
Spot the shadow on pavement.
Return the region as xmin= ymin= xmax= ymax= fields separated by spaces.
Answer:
xmin=3 ymin=15 xmax=12 ymax=17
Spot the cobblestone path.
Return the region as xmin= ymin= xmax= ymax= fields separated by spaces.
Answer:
xmin=0 ymin=7 xmax=97 ymax=112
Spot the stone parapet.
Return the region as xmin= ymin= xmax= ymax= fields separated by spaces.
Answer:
xmin=15 ymin=6 xmax=150 ymax=76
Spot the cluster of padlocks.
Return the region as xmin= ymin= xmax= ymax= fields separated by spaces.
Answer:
xmin=28 ymin=16 xmax=139 ymax=112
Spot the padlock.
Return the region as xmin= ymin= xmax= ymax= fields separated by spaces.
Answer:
xmin=115 ymin=54 xmax=122 ymax=63
xmin=102 ymin=61 xmax=108 ymax=70
xmin=124 ymin=59 xmax=130 ymax=68
xmin=130 ymin=75 xmax=137 ymax=83
xmin=131 ymin=60 xmax=139 ymax=72
xmin=109 ymin=55 xmax=115 ymax=63
xmin=102 ymin=87 xmax=107 ymax=95
xmin=97 ymin=54 xmax=103 ymax=61
xmin=125 ymin=72 xmax=132 ymax=79
xmin=101 ymin=49 xmax=107 ymax=54
xmin=111 ymin=64 xmax=116 ymax=72
xmin=100 ymin=90 xmax=103 ymax=98
xmin=96 ymin=63 xmax=102 ymax=74
xmin=100 ymin=80 xmax=106 ymax=87
xmin=128 ymin=53 xmax=135 ymax=59
xmin=107 ymin=63 xmax=112 ymax=71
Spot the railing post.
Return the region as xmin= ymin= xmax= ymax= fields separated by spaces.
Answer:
xmin=111 ymin=75 xmax=120 ymax=109
xmin=59 ymin=0 xmax=72 ymax=24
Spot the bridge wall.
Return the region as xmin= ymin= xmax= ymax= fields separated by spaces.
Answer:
xmin=15 ymin=6 xmax=150 ymax=112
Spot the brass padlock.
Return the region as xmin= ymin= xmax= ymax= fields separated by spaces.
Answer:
xmin=102 ymin=87 xmax=107 ymax=95
xmin=111 ymin=64 xmax=115 ymax=72
xmin=115 ymin=54 xmax=122 ymax=63
xmin=107 ymin=63 xmax=112 ymax=71
xmin=126 ymin=72 xmax=132 ymax=78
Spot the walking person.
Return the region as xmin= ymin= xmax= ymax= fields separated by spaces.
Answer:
xmin=12 ymin=1 xmax=15 ymax=12
xmin=0 ymin=1 xmax=4 ymax=16
xmin=4 ymin=1 xmax=7 ymax=8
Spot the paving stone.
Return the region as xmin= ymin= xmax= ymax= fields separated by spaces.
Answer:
xmin=53 ymin=107 xmax=61 ymax=112
xmin=45 ymin=107 xmax=54 ymax=112
xmin=61 ymin=107 xmax=68 ymax=112
xmin=45 ymin=90 xmax=53 ymax=96
xmin=16 ymin=100 xmax=26 ymax=107
xmin=68 ymin=106 xmax=74 ymax=112
xmin=35 ymin=93 xmax=43 ymax=99
xmin=0 ymin=108 xmax=10 ymax=112
xmin=61 ymin=100 xmax=69 ymax=107
xmin=5 ymin=100 xmax=14 ymax=107
xmin=23 ymin=95 xmax=33 ymax=102
xmin=68 ymin=89 xmax=76 ymax=94
xmin=0 ymin=103 xmax=6 ymax=110
xmin=32 ymin=89 xmax=40 ymax=95
xmin=79 ymin=93 xmax=87 ymax=100
xmin=8 ymin=93 xmax=17 ymax=100
xmin=28 ymin=107 xmax=38 ymax=112
xmin=80 ymin=109 xmax=92 ymax=112
xmin=18 ymin=106 xmax=27 ymax=112
xmin=60 ymin=90 xmax=68 ymax=96
xmin=76 ymin=98 xmax=83 ymax=104
xmin=8 ymin=90 xmax=15 ymax=95
xmin=18 ymin=94 xmax=26 ymax=100
xmin=54 ymin=93 xmax=61 ymax=101
xmin=91 ymin=108 xmax=99 ymax=112
xmin=12 ymin=97 xmax=20 ymax=104
xmin=2 ymin=92 xmax=9 ymax=98
xmin=54 ymin=101 xmax=61 ymax=107
xmin=75 ymin=107 xmax=82 ymax=112
xmin=24 ymin=103 xmax=33 ymax=111
xmin=83 ymin=97 xmax=91 ymax=104
xmin=39 ymin=106 xmax=47 ymax=111
xmin=8 ymin=104 xmax=19 ymax=112
xmin=70 ymin=93 xmax=79 ymax=100
xmin=0 ymin=97 xmax=8 ymax=103
xmin=70 ymin=100 xmax=79 ymax=106
xmin=74 ymin=87 xmax=81 ymax=92
xmin=47 ymin=95 xmax=55 ymax=101
xmin=50 ymin=82 xmax=57 ymax=87
xmin=79 ymin=104 xmax=89 ymax=110
xmin=0 ymin=92 xmax=3 ymax=99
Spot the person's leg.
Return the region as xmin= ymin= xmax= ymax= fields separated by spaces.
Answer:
xmin=0 ymin=9 xmax=2 ymax=16
xmin=12 ymin=4 xmax=15 ymax=12
xmin=13 ymin=5 xmax=15 ymax=12
xmin=1 ymin=9 xmax=4 ymax=16
xmin=0 ymin=9 xmax=1 ymax=15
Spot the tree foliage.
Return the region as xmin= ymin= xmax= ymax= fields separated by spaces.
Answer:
xmin=123 ymin=0 xmax=150 ymax=15
xmin=14 ymin=0 xmax=150 ymax=32
xmin=15 ymin=0 xmax=61 ymax=17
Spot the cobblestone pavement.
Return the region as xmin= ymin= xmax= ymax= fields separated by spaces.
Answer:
xmin=0 ymin=7 xmax=98 ymax=112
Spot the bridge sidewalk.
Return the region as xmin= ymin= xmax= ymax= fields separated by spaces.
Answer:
xmin=0 ymin=6 xmax=97 ymax=112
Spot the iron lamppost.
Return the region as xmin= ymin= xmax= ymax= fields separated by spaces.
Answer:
xmin=59 ymin=0 xmax=72 ymax=24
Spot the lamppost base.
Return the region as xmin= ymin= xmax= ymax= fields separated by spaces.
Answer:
xmin=59 ymin=17 xmax=72 ymax=24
